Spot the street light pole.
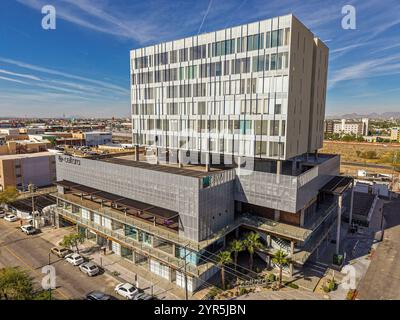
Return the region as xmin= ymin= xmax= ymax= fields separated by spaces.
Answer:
xmin=48 ymin=252 xmax=52 ymax=300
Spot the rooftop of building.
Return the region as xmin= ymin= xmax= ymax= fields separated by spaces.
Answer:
xmin=130 ymin=13 xmax=319 ymax=53
xmin=100 ymin=154 xmax=227 ymax=178
xmin=0 ymin=151 xmax=55 ymax=160
xmin=352 ymin=192 xmax=376 ymax=218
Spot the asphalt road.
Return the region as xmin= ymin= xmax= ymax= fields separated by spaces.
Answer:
xmin=0 ymin=219 xmax=120 ymax=300
xmin=356 ymin=198 xmax=400 ymax=300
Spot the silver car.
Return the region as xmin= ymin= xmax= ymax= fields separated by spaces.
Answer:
xmin=79 ymin=261 xmax=100 ymax=276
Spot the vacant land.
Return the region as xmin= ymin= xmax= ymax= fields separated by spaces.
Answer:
xmin=321 ymin=141 xmax=400 ymax=166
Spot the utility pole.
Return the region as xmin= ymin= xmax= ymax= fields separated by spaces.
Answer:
xmin=184 ymin=245 xmax=188 ymax=301
xmin=48 ymin=252 xmax=52 ymax=300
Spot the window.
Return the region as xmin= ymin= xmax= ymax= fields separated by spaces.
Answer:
xmin=198 ymin=102 xmax=206 ymax=115
xmin=170 ymin=50 xmax=178 ymax=63
xmin=266 ymin=31 xmax=271 ymax=48
xmin=281 ymin=120 xmax=286 ymax=136
xmin=270 ymin=54 xmax=277 ymax=70
xmin=211 ymin=39 xmax=235 ymax=57
xmin=270 ymin=120 xmax=280 ymax=136
xmin=255 ymin=141 xmax=267 ymax=156
xmin=275 ymin=104 xmax=281 ymax=114
xmin=271 ymin=29 xmax=283 ymax=47
xmin=179 ymin=48 xmax=188 ymax=62
xmin=252 ymin=55 xmax=265 ymax=72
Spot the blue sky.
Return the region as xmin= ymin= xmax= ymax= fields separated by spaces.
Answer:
xmin=0 ymin=0 xmax=399 ymax=118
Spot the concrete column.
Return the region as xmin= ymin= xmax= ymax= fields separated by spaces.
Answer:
xmin=276 ymin=160 xmax=282 ymax=183
xmin=300 ymin=209 xmax=305 ymax=227
xmin=349 ymin=182 xmax=355 ymax=228
xmin=289 ymin=262 xmax=294 ymax=277
xmin=134 ymin=145 xmax=140 ymax=161
xmin=178 ymin=149 xmax=183 ymax=168
xmin=336 ymin=195 xmax=343 ymax=255
xmin=276 ymin=160 xmax=282 ymax=175
xmin=132 ymin=251 xmax=137 ymax=264
xmin=205 ymin=152 xmax=210 ymax=172
xmin=292 ymin=159 xmax=297 ymax=176
xmin=290 ymin=241 xmax=295 ymax=256
xmin=237 ymin=156 xmax=242 ymax=176
xmin=274 ymin=210 xmax=280 ymax=222
xmin=155 ymin=147 xmax=159 ymax=165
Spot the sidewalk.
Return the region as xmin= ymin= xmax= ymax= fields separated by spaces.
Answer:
xmin=37 ymin=227 xmax=199 ymax=300
xmin=82 ymin=245 xmax=185 ymax=300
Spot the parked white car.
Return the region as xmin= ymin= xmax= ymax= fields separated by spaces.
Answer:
xmin=4 ymin=214 xmax=18 ymax=222
xmin=114 ymin=283 xmax=139 ymax=299
xmin=65 ymin=253 xmax=84 ymax=266
xmin=0 ymin=210 xmax=6 ymax=218
xmin=20 ymin=224 xmax=37 ymax=235
xmin=79 ymin=262 xmax=100 ymax=276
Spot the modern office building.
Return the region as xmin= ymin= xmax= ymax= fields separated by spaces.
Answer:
xmin=130 ymin=14 xmax=328 ymax=165
xmin=333 ymin=118 xmax=369 ymax=136
xmin=390 ymin=128 xmax=400 ymax=142
xmin=324 ymin=120 xmax=334 ymax=134
xmin=53 ymin=14 xmax=354 ymax=293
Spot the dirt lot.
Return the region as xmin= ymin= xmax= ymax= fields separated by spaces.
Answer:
xmin=321 ymin=141 xmax=400 ymax=165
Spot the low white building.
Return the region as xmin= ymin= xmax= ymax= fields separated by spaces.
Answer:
xmin=333 ymin=118 xmax=369 ymax=136
xmin=84 ymin=132 xmax=112 ymax=146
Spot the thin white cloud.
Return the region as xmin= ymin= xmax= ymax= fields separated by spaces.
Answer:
xmin=329 ymin=54 xmax=400 ymax=88
xmin=0 ymin=69 xmax=41 ymax=81
xmin=198 ymin=0 xmax=213 ymax=34
xmin=0 ymin=75 xmax=29 ymax=85
xmin=0 ymin=56 xmax=128 ymax=94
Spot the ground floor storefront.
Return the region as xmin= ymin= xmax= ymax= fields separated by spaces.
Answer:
xmin=58 ymin=215 xmax=217 ymax=293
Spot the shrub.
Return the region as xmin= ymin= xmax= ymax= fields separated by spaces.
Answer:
xmin=360 ymin=150 xmax=377 ymax=159
xmin=346 ymin=289 xmax=357 ymax=300
xmin=285 ymin=282 xmax=299 ymax=289
xmin=208 ymin=287 xmax=220 ymax=299
xmin=239 ymin=287 xmax=248 ymax=296
xmin=267 ymin=273 xmax=276 ymax=282
xmin=323 ymin=279 xmax=337 ymax=293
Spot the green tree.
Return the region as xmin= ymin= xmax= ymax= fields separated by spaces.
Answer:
xmin=243 ymin=232 xmax=263 ymax=271
xmin=229 ymin=239 xmax=244 ymax=271
xmin=272 ymin=250 xmax=290 ymax=289
xmin=60 ymin=232 xmax=85 ymax=254
xmin=216 ymin=251 xmax=232 ymax=290
xmin=0 ymin=267 xmax=34 ymax=300
xmin=0 ymin=187 xmax=19 ymax=206
xmin=33 ymin=290 xmax=54 ymax=300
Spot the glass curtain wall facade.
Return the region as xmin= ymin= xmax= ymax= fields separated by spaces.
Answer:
xmin=131 ymin=16 xmax=296 ymax=161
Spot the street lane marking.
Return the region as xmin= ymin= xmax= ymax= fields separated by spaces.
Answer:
xmin=2 ymin=245 xmax=70 ymax=300
xmin=0 ymin=228 xmax=20 ymax=242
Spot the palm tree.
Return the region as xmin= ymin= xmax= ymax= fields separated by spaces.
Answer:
xmin=216 ymin=251 xmax=233 ymax=290
xmin=229 ymin=239 xmax=244 ymax=271
xmin=272 ymin=249 xmax=289 ymax=289
xmin=243 ymin=232 xmax=263 ymax=271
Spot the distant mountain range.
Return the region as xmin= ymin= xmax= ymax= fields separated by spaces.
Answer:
xmin=326 ymin=112 xmax=400 ymax=120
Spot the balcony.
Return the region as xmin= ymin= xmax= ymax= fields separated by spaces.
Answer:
xmin=57 ymin=208 xmax=213 ymax=277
